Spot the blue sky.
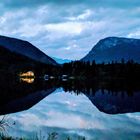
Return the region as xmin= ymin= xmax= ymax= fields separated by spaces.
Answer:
xmin=0 ymin=0 xmax=140 ymax=59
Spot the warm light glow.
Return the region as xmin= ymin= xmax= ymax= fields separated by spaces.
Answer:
xmin=19 ymin=71 xmax=35 ymax=83
xmin=20 ymin=77 xmax=34 ymax=84
xmin=20 ymin=71 xmax=35 ymax=77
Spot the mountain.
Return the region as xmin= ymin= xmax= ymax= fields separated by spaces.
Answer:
xmin=81 ymin=37 xmax=140 ymax=63
xmin=0 ymin=35 xmax=57 ymax=65
xmin=52 ymin=57 xmax=71 ymax=64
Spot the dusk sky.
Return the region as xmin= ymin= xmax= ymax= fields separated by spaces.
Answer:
xmin=0 ymin=0 xmax=140 ymax=60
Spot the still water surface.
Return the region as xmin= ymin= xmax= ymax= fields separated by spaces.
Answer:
xmin=0 ymin=79 xmax=140 ymax=140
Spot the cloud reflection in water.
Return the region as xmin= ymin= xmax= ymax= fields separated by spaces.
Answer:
xmin=6 ymin=88 xmax=140 ymax=140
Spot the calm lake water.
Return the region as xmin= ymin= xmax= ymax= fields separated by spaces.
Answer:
xmin=0 ymin=79 xmax=140 ymax=140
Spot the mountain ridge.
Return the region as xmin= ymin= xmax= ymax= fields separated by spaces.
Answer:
xmin=81 ymin=37 xmax=140 ymax=63
xmin=0 ymin=35 xmax=57 ymax=65
xmin=52 ymin=57 xmax=71 ymax=64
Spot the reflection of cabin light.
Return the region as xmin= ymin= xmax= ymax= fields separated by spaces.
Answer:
xmin=20 ymin=71 xmax=35 ymax=77
xmin=20 ymin=78 xmax=34 ymax=84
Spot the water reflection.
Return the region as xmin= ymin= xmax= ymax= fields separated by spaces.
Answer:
xmin=0 ymin=78 xmax=56 ymax=115
xmin=20 ymin=77 xmax=35 ymax=83
xmin=61 ymin=79 xmax=140 ymax=114
xmin=86 ymin=90 xmax=140 ymax=114
xmin=19 ymin=71 xmax=35 ymax=83
xmin=0 ymin=78 xmax=140 ymax=115
xmin=5 ymin=89 xmax=140 ymax=140
xmin=0 ymin=78 xmax=140 ymax=139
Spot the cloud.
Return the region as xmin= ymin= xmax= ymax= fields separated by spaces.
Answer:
xmin=0 ymin=1 xmax=140 ymax=59
xmin=127 ymin=30 xmax=140 ymax=39
xmin=68 ymin=9 xmax=92 ymax=21
xmin=1 ymin=0 xmax=140 ymax=9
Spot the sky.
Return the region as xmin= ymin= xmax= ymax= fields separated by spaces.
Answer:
xmin=0 ymin=0 xmax=140 ymax=60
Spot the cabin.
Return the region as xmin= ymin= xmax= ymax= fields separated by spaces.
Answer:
xmin=19 ymin=71 xmax=35 ymax=78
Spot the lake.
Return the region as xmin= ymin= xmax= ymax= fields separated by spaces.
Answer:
xmin=0 ymin=78 xmax=140 ymax=140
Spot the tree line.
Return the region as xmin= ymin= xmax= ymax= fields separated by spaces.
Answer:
xmin=61 ymin=59 xmax=140 ymax=80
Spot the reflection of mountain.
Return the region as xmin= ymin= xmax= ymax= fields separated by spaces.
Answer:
xmin=0 ymin=79 xmax=56 ymax=115
xmin=1 ymin=78 xmax=140 ymax=115
xmin=84 ymin=89 xmax=140 ymax=114
xmin=61 ymin=80 xmax=140 ymax=114
xmin=0 ymin=88 xmax=55 ymax=115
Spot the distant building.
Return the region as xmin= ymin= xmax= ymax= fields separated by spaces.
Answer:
xmin=62 ymin=75 xmax=68 ymax=78
xmin=20 ymin=71 xmax=35 ymax=77
xmin=44 ymin=75 xmax=49 ymax=80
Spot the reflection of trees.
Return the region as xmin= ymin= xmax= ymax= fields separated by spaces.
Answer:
xmin=0 ymin=77 xmax=57 ymax=110
xmin=0 ymin=70 xmax=140 ymax=115
xmin=60 ymin=79 xmax=140 ymax=97
xmin=60 ymin=60 xmax=140 ymax=97
xmin=61 ymin=79 xmax=140 ymax=114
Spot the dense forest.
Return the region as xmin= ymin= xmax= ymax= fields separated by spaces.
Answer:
xmin=0 ymin=46 xmax=60 ymax=78
xmin=61 ymin=60 xmax=140 ymax=80
xmin=1 ymin=45 xmax=140 ymax=82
